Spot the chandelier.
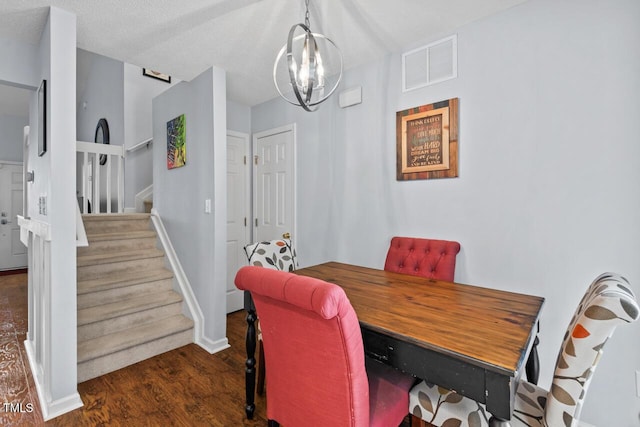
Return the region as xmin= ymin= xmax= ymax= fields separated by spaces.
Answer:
xmin=273 ymin=0 xmax=343 ymax=112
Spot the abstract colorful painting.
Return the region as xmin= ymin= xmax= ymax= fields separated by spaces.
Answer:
xmin=167 ymin=114 xmax=186 ymax=169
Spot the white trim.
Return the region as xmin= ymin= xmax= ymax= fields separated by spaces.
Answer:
xmin=196 ymin=336 xmax=230 ymax=354
xmin=76 ymin=140 xmax=125 ymax=156
xmin=150 ymin=209 xmax=228 ymax=354
xmin=126 ymin=137 xmax=153 ymax=153
xmin=75 ymin=203 xmax=88 ymax=247
xmin=24 ymin=340 xmax=83 ymax=421
xmin=135 ymin=184 xmax=153 ymax=213
xmin=18 ymin=215 xmax=51 ymax=243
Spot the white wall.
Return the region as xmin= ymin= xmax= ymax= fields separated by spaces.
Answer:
xmin=23 ymin=6 xmax=82 ymax=419
xmin=153 ymin=66 xmax=228 ymax=348
xmin=252 ymin=0 xmax=640 ymax=425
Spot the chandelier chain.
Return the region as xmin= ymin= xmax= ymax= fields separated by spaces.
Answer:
xmin=304 ymin=0 xmax=310 ymax=28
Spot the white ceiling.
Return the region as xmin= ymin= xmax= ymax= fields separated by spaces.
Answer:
xmin=0 ymin=0 xmax=527 ymax=116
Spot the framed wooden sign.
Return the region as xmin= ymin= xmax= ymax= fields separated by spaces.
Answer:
xmin=396 ymin=98 xmax=458 ymax=181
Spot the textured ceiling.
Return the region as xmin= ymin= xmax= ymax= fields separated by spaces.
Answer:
xmin=0 ymin=0 xmax=527 ymax=115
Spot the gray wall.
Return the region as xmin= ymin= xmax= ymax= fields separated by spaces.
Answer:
xmin=123 ymin=63 xmax=177 ymax=209
xmin=0 ymin=114 xmax=28 ymax=161
xmin=76 ymin=49 xmax=124 ymax=211
xmin=0 ymin=36 xmax=38 ymax=163
xmin=0 ymin=36 xmax=39 ymax=89
xmin=153 ymin=66 xmax=228 ymax=346
xmin=76 ymin=49 xmax=124 ymax=145
xmin=252 ymin=0 xmax=640 ymax=425
xmin=227 ymin=99 xmax=251 ymax=134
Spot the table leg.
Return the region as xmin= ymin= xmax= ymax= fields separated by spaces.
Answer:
xmin=244 ymin=292 xmax=257 ymax=419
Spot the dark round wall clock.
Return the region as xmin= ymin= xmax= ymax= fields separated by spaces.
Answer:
xmin=94 ymin=118 xmax=110 ymax=165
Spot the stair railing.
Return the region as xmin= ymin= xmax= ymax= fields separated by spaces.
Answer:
xmin=76 ymin=141 xmax=125 ymax=214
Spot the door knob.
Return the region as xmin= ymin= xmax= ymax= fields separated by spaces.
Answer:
xmin=282 ymin=232 xmax=291 ymax=239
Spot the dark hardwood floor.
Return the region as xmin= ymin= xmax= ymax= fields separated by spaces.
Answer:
xmin=1 ymin=271 xmax=268 ymax=426
xmin=2 ymin=271 xmax=412 ymax=426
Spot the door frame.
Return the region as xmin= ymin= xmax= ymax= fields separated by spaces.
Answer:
xmin=228 ymin=130 xmax=251 ymax=247
xmin=252 ymin=123 xmax=297 ymax=246
xmin=226 ymin=130 xmax=251 ymax=313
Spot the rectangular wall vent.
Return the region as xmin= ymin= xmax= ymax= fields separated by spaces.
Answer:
xmin=402 ymin=35 xmax=457 ymax=92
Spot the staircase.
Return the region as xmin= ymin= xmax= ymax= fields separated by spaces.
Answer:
xmin=77 ymin=213 xmax=194 ymax=383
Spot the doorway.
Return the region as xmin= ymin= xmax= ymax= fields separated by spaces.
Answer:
xmin=226 ymin=131 xmax=250 ymax=313
xmin=252 ymin=124 xmax=296 ymax=244
xmin=0 ymin=162 xmax=27 ymax=270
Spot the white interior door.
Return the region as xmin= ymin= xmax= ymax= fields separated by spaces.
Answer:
xmin=226 ymin=131 xmax=250 ymax=313
xmin=0 ymin=162 xmax=27 ymax=270
xmin=253 ymin=124 xmax=295 ymax=243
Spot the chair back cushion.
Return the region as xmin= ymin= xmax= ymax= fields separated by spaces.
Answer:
xmin=235 ymin=266 xmax=370 ymax=427
xmin=244 ymin=238 xmax=297 ymax=271
xmin=384 ymin=236 xmax=460 ymax=281
xmin=545 ymin=273 xmax=639 ymax=426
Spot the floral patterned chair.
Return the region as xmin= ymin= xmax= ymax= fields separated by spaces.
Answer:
xmin=244 ymin=238 xmax=297 ymax=272
xmin=409 ymin=272 xmax=639 ymax=427
xmin=244 ymin=237 xmax=297 ymax=395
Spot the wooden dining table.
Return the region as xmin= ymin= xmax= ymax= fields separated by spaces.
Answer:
xmin=242 ymin=261 xmax=545 ymax=426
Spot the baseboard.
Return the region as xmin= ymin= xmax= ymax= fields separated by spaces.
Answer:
xmin=24 ymin=340 xmax=84 ymax=420
xmin=197 ymin=336 xmax=230 ymax=354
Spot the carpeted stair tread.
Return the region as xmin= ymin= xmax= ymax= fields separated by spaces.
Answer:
xmin=82 ymin=213 xmax=151 ymax=222
xmin=77 ymin=268 xmax=174 ymax=295
xmin=77 ymin=248 xmax=164 ymax=267
xmin=86 ymin=230 xmax=157 ymax=242
xmin=78 ymin=290 xmax=182 ymax=326
xmin=78 ymin=315 xmax=193 ymax=363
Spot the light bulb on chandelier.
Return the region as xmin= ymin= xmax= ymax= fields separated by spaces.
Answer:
xmin=273 ymin=0 xmax=342 ymax=112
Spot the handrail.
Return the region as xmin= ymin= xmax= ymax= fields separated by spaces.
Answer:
xmin=126 ymin=137 xmax=153 ymax=153
xmin=76 ymin=141 xmax=125 ymax=156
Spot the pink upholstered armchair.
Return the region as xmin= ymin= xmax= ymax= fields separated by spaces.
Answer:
xmin=384 ymin=237 xmax=461 ymax=282
xmin=409 ymin=272 xmax=639 ymax=427
xmin=235 ymin=266 xmax=415 ymax=427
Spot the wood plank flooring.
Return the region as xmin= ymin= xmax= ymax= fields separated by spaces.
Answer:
xmin=1 ymin=272 xmax=268 ymax=426
xmin=2 ymin=271 xmax=412 ymax=426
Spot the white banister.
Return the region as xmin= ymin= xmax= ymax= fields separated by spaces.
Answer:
xmin=76 ymin=141 xmax=125 ymax=214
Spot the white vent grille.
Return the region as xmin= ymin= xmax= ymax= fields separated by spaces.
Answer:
xmin=402 ymin=35 xmax=457 ymax=92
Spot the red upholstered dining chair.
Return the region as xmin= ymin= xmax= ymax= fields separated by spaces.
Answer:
xmin=384 ymin=236 xmax=461 ymax=281
xmin=409 ymin=272 xmax=639 ymax=427
xmin=235 ymin=266 xmax=415 ymax=427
